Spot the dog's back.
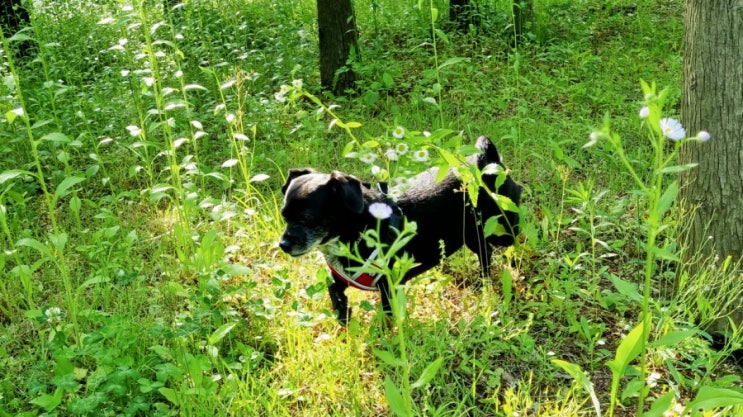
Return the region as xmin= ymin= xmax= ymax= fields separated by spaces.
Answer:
xmin=396 ymin=136 xmax=521 ymax=277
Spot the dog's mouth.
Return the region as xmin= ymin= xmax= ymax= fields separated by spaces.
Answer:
xmin=279 ymin=228 xmax=332 ymax=257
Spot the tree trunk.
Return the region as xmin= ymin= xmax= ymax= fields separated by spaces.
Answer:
xmin=513 ymin=0 xmax=534 ymax=42
xmin=450 ymin=0 xmax=477 ymax=29
xmin=316 ymin=0 xmax=359 ymax=96
xmin=679 ymin=1 xmax=743 ymax=331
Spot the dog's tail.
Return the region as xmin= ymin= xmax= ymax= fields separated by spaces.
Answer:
xmin=473 ymin=135 xmax=503 ymax=169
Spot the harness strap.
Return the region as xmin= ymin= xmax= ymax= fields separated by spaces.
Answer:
xmin=327 ymin=249 xmax=384 ymax=291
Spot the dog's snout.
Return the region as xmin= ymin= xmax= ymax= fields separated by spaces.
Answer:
xmin=278 ymin=236 xmax=293 ymax=253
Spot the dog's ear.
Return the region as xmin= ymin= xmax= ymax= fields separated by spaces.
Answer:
xmin=282 ymin=168 xmax=315 ymax=195
xmin=329 ymin=171 xmax=365 ymax=214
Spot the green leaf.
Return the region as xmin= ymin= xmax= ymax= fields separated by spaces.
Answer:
xmin=645 ymin=391 xmax=674 ymax=417
xmin=382 ymin=72 xmax=394 ymax=88
xmin=29 ymin=389 xmax=63 ymax=412
xmin=651 ymin=329 xmax=698 ymax=348
xmin=438 ymin=57 xmax=470 ymax=70
xmin=16 ymin=237 xmax=51 ymax=256
xmin=9 ymin=32 xmax=34 ymax=43
xmin=660 ymin=163 xmax=698 ymax=174
xmin=411 ymin=357 xmax=445 ymax=389
xmin=434 ymin=28 xmax=449 ymax=44
xmin=0 ymin=169 xmax=34 ymax=184
xmin=54 ymin=176 xmax=86 ymax=200
xmin=158 ymin=387 xmax=180 ymax=405
xmin=607 ymin=274 xmax=642 ymax=302
xmin=373 ymin=349 xmax=404 ymax=367
xmin=552 ymin=359 xmax=601 ymax=417
xmin=606 ymin=321 xmax=645 ymax=377
xmin=208 ymin=322 xmax=238 ymax=345
xmin=484 ymin=216 xmax=507 ymax=238
xmin=346 ymin=121 xmax=362 ymax=129
xmin=341 ymin=141 xmax=355 ymax=156
xmin=48 ymin=232 xmax=68 ymax=252
xmin=687 ymin=386 xmax=743 ymax=411
xmin=656 ymin=180 xmax=678 ymax=217
xmin=249 ymin=173 xmax=270 ymax=183
xmin=500 ymin=268 xmax=513 ymax=310
xmin=384 ymin=376 xmax=411 ymax=417
xmin=494 ymin=194 xmax=519 ymax=213
xmin=40 ymin=132 xmax=72 ymax=143
xmin=652 ymin=246 xmax=681 ymax=263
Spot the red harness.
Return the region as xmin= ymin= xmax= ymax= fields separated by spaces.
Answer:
xmin=325 ymin=249 xmax=385 ymax=291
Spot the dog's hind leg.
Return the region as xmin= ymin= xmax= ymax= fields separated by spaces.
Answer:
xmin=465 ymin=211 xmax=493 ymax=277
xmin=328 ymin=277 xmax=351 ymax=325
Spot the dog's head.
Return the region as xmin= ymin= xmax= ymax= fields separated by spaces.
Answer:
xmin=278 ymin=168 xmax=366 ymax=256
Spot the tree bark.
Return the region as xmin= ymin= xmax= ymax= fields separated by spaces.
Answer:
xmin=316 ymin=0 xmax=359 ymax=96
xmin=679 ymin=1 xmax=743 ymax=330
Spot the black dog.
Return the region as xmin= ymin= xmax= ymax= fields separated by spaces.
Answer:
xmin=279 ymin=136 xmax=522 ymax=324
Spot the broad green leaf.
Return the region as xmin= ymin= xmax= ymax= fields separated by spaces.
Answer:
xmin=16 ymin=237 xmax=51 ymax=256
xmin=411 ymin=357 xmax=445 ymax=389
xmin=382 ymin=72 xmax=394 ymax=88
xmin=48 ymin=233 xmax=68 ymax=252
xmin=222 ymin=263 xmax=252 ymax=276
xmin=484 ymin=216 xmax=507 ymax=238
xmin=208 ymin=322 xmax=238 ymax=345
xmin=346 ymin=121 xmax=362 ymax=129
xmin=341 ymin=141 xmax=355 ymax=156
xmin=606 ymin=320 xmax=645 ymax=376
xmin=434 ymin=28 xmax=449 ymax=44
xmin=686 ymin=386 xmax=743 ymax=411
xmin=607 ymin=274 xmax=642 ymax=302
xmin=158 ymin=387 xmax=180 ymax=405
xmin=9 ymin=32 xmax=34 ymax=43
xmin=651 ymin=329 xmax=698 ymax=348
xmin=384 ymin=376 xmax=411 ymax=417
xmin=438 ymin=57 xmax=470 ymax=70
xmin=0 ymin=169 xmax=34 ymax=184
xmin=373 ymin=349 xmax=405 ymax=367
xmin=40 ymin=132 xmax=72 ymax=143
xmin=29 ymin=389 xmax=63 ymax=412
xmin=54 ymin=176 xmax=86 ymax=200
xmin=652 ymin=246 xmax=681 ymax=263
xmin=438 ymin=148 xmax=461 ymax=168
xmin=494 ymin=194 xmax=519 ymax=213
xmin=656 ymin=180 xmax=678 ymax=217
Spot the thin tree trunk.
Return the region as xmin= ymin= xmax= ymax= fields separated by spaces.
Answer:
xmin=512 ymin=0 xmax=533 ymax=41
xmin=679 ymin=0 xmax=743 ymax=331
xmin=317 ymin=0 xmax=359 ymax=96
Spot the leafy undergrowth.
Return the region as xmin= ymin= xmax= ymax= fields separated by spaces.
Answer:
xmin=1 ymin=0 xmax=741 ymax=416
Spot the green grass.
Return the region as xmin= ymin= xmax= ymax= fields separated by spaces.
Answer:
xmin=1 ymin=0 xmax=742 ymax=415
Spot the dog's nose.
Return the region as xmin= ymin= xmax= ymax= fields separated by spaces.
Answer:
xmin=278 ymin=238 xmax=292 ymax=253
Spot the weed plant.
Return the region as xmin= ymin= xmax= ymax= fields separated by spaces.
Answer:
xmin=1 ymin=0 xmax=742 ymax=416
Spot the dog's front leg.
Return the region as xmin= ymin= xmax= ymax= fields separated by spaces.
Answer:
xmin=328 ymin=277 xmax=351 ymax=325
xmin=377 ymin=279 xmax=394 ymax=318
